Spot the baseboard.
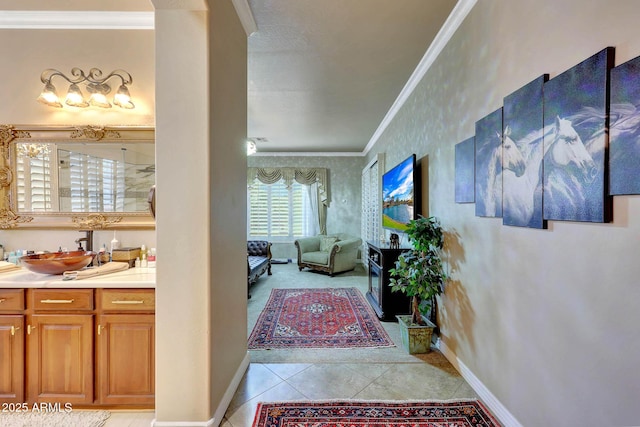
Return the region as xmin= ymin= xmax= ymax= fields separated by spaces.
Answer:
xmin=439 ymin=340 xmax=523 ymax=427
xmin=211 ymin=352 xmax=251 ymax=425
xmin=152 ymin=417 xmax=214 ymax=426
xmin=152 ymin=353 xmax=251 ymax=427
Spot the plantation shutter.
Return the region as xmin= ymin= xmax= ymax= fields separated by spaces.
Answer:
xmin=68 ymin=151 xmax=123 ymax=212
xmin=16 ymin=151 xmax=54 ymax=212
xmin=248 ymin=180 xmax=308 ymax=240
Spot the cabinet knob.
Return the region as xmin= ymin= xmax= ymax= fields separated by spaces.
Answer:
xmin=98 ymin=325 xmax=104 ymax=336
xmin=10 ymin=326 xmax=20 ymax=336
xmin=27 ymin=325 xmax=37 ymax=335
xmin=0 ymin=298 xmax=5 ymax=303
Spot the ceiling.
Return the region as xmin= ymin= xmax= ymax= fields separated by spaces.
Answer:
xmin=0 ymin=0 xmax=458 ymax=154
xmin=247 ymin=0 xmax=458 ymax=154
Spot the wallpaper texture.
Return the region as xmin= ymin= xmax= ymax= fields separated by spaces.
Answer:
xmin=364 ymin=1 xmax=640 ymax=426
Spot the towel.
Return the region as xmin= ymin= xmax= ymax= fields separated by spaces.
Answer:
xmin=63 ymin=261 xmax=129 ymax=280
xmin=0 ymin=261 xmax=21 ymax=273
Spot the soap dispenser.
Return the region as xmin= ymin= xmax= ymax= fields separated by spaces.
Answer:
xmin=110 ymin=231 xmax=120 ymax=253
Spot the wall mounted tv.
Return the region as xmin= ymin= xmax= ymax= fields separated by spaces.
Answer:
xmin=382 ymin=154 xmax=418 ymax=233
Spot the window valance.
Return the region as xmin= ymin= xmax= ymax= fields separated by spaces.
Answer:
xmin=247 ymin=167 xmax=330 ymax=207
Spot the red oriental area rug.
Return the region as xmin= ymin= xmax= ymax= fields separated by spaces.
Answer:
xmin=248 ymin=288 xmax=394 ymax=349
xmin=252 ymin=400 xmax=502 ymax=427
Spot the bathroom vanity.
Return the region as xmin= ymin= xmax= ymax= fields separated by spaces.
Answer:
xmin=0 ymin=268 xmax=155 ymax=408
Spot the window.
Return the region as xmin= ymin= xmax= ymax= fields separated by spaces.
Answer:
xmin=16 ymin=148 xmax=127 ymax=213
xmin=64 ymin=150 xmax=124 ymax=212
xmin=17 ymin=151 xmax=55 ymax=212
xmin=248 ymin=180 xmax=314 ymax=241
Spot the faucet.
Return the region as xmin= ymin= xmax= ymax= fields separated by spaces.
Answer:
xmin=75 ymin=230 xmax=94 ymax=252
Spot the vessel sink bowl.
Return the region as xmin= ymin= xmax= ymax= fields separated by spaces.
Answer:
xmin=20 ymin=251 xmax=96 ymax=275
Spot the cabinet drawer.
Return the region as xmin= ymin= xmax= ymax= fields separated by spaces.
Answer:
xmin=99 ymin=289 xmax=155 ymax=312
xmin=0 ymin=289 xmax=25 ymax=312
xmin=31 ymin=289 xmax=94 ymax=311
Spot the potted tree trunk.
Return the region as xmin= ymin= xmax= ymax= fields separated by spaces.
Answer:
xmin=389 ymin=215 xmax=447 ymax=354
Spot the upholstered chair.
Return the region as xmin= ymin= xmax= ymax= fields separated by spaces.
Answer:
xmin=294 ymin=234 xmax=362 ymax=276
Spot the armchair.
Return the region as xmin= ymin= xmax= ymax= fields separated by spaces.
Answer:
xmin=294 ymin=233 xmax=362 ymax=276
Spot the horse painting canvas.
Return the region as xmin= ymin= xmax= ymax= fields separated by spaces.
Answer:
xmin=542 ymin=47 xmax=614 ymax=222
xmin=475 ymin=108 xmax=509 ymax=217
xmin=609 ymin=54 xmax=640 ymax=195
xmin=455 ymin=136 xmax=475 ymax=203
xmin=502 ymin=75 xmax=548 ymax=228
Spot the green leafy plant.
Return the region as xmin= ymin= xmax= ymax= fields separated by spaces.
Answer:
xmin=389 ymin=215 xmax=447 ymax=326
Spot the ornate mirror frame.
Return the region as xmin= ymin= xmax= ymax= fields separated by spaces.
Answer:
xmin=0 ymin=124 xmax=155 ymax=230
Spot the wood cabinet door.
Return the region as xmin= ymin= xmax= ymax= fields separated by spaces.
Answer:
xmin=26 ymin=314 xmax=94 ymax=404
xmin=97 ymin=314 xmax=155 ymax=405
xmin=0 ymin=315 xmax=24 ymax=403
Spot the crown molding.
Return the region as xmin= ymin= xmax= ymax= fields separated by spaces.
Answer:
xmin=231 ymin=0 xmax=258 ymax=37
xmin=362 ymin=0 xmax=477 ymax=156
xmin=0 ymin=11 xmax=154 ymax=30
xmin=252 ymin=151 xmax=364 ymax=157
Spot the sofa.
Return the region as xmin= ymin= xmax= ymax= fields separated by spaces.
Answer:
xmin=294 ymin=234 xmax=362 ymax=276
xmin=247 ymin=240 xmax=272 ymax=298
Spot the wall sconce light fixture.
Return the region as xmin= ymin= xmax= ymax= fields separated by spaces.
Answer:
xmin=247 ymin=139 xmax=257 ymax=156
xmin=37 ymin=67 xmax=135 ymax=109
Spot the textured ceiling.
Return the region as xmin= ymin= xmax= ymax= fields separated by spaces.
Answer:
xmin=248 ymin=0 xmax=457 ymax=153
xmin=0 ymin=0 xmax=457 ymax=154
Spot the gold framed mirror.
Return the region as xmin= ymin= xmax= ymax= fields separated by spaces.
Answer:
xmin=0 ymin=124 xmax=155 ymax=230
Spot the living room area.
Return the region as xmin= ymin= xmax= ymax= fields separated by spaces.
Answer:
xmin=232 ymin=258 xmax=479 ymax=426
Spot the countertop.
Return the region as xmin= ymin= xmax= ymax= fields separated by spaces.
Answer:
xmin=0 ymin=266 xmax=156 ymax=289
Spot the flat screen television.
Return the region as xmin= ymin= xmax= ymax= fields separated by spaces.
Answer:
xmin=382 ymin=154 xmax=418 ymax=233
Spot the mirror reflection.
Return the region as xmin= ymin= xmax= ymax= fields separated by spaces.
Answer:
xmin=15 ymin=142 xmax=155 ymax=213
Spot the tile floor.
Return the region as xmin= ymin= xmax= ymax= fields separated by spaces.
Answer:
xmin=104 ymin=262 xmax=479 ymax=427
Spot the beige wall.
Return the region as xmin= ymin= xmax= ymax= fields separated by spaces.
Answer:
xmin=0 ymin=30 xmax=156 ymax=249
xmin=154 ymin=5 xmax=212 ymax=423
xmin=208 ymin=0 xmax=249 ymax=417
xmin=366 ymin=1 xmax=640 ymax=425
xmin=154 ymin=1 xmax=248 ymax=425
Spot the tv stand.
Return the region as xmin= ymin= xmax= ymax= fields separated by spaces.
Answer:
xmin=365 ymin=241 xmax=411 ymax=321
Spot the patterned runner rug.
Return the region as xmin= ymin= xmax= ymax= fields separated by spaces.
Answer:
xmin=248 ymin=288 xmax=394 ymax=349
xmin=252 ymin=400 xmax=502 ymax=427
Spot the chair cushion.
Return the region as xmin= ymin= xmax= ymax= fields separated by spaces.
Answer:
xmin=319 ymin=236 xmax=338 ymax=252
xmin=301 ymin=251 xmax=329 ymax=265
xmin=248 ymin=256 xmax=269 ymax=272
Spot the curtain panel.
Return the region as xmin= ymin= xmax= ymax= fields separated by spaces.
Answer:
xmin=248 ymin=167 xmax=329 ymax=234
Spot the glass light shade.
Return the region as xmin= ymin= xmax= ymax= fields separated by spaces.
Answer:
xmin=89 ymin=92 xmax=112 ymax=108
xmin=65 ymin=83 xmax=89 ymax=107
xmin=37 ymin=82 xmax=62 ymax=108
xmin=247 ymin=140 xmax=257 ymax=155
xmin=113 ymin=84 xmax=135 ymax=109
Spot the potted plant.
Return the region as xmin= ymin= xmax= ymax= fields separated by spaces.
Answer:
xmin=389 ymin=215 xmax=447 ymax=354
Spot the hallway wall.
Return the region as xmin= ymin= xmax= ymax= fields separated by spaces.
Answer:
xmin=365 ymin=1 xmax=640 ymax=425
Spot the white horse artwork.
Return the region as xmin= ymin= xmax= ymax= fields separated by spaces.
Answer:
xmin=541 ymin=116 xmax=598 ymax=221
xmin=476 ymin=127 xmax=526 ymax=217
xmin=502 ymin=126 xmax=545 ymax=227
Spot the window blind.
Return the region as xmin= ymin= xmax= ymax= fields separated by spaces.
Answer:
xmin=248 ymin=181 xmax=309 ymax=240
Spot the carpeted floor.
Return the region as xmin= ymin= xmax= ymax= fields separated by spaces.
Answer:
xmin=251 ymin=400 xmax=502 ymax=426
xmin=248 ymin=287 xmax=394 ymax=349
xmin=248 ymin=263 xmax=434 ymax=363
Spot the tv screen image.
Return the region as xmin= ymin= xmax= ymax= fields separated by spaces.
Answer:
xmin=382 ymin=154 xmax=416 ymax=232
